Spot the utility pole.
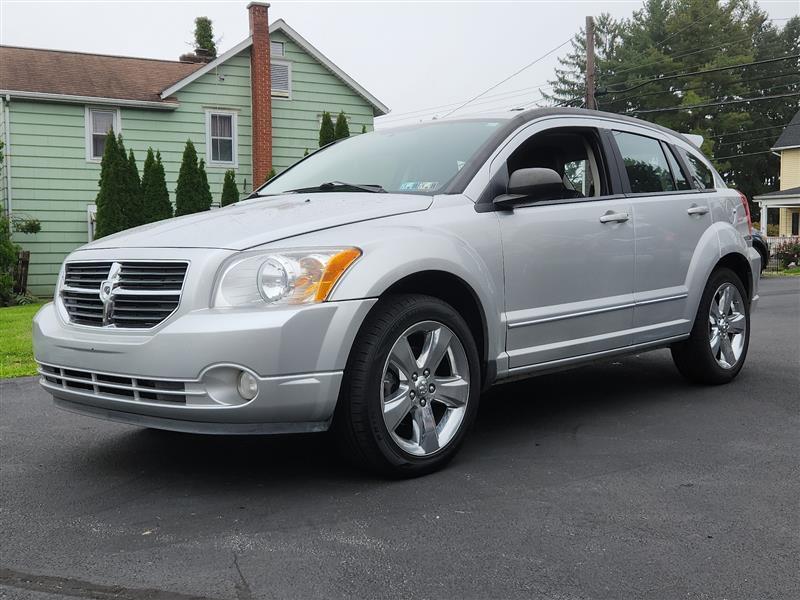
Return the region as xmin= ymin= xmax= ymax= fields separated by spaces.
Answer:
xmin=585 ymin=15 xmax=597 ymax=110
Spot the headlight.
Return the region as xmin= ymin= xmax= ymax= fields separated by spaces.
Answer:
xmin=213 ymin=247 xmax=361 ymax=308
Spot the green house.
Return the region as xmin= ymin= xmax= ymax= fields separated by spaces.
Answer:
xmin=0 ymin=2 xmax=389 ymax=296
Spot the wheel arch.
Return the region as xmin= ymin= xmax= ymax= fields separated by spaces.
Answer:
xmin=714 ymin=252 xmax=753 ymax=302
xmin=380 ymin=270 xmax=494 ymax=389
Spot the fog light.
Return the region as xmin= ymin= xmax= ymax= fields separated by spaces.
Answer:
xmin=236 ymin=371 xmax=259 ymax=400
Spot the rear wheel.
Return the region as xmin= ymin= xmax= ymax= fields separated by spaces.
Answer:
xmin=334 ymin=294 xmax=480 ymax=477
xmin=671 ymin=268 xmax=750 ymax=385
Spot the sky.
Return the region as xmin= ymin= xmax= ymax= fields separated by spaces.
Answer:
xmin=1 ymin=0 xmax=797 ymax=128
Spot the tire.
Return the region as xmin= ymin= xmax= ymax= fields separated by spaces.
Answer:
xmin=671 ymin=268 xmax=751 ymax=385
xmin=334 ymin=294 xmax=481 ymax=477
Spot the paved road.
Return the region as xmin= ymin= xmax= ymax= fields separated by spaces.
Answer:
xmin=1 ymin=277 xmax=798 ymax=600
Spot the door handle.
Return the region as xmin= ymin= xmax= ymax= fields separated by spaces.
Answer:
xmin=599 ymin=211 xmax=630 ymax=224
xmin=687 ymin=205 xmax=709 ymax=216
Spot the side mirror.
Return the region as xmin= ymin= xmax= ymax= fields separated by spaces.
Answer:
xmin=494 ymin=167 xmax=563 ymax=210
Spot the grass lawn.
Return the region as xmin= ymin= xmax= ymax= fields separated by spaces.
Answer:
xmin=763 ymin=267 xmax=800 ymax=277
xmin=1 ymin=302 xmax=43 ymax=378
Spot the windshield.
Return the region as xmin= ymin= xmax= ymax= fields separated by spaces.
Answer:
xmin=257 ymin=120 xmax=505 ymax=196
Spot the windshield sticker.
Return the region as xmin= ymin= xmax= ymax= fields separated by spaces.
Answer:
xmin=400 ymin=181 xmax=440 ymax=191
xmin=457 ymin=161 xmax=465 ymax=171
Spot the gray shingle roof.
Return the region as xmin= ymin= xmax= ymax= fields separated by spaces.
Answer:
xmin=755 ymin=185 xmax=800 ymax=198
xmin=773 ymin=110 xmax=800 ymax=150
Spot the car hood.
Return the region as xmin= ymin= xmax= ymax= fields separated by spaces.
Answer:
xmin=83 ymin=193 xmax=433 ymax=251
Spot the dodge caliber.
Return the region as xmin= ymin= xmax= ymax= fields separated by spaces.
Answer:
xmin=34 ymin=108 xmax=760 ymax=476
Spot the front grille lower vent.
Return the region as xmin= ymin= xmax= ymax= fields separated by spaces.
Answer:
xmin=39 ymin=363 xmax=190 ymax=404
xmin=61 ymin=261 xmax=188 ymax=328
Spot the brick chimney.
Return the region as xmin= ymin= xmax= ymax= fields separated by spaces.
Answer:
xmin=248 ymin=2 xmax=272 ymax=185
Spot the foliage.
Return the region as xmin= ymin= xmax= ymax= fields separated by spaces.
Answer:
xmin=141 ymin=149 xmax=173 ymax=223
xmin=221 ymin=169 xmax=240 ymax=206
xmin=267 ymin=168 xmax=276 ymax=181
xmin=361 ymin=124 xmax=367 ymax=134
xmin=319 ymin=111 xmax=335 ymax=147
xmin=0 ymin=212 xmax=17 ymax=305
xmin=124 ymin=148 xmax=145 ymax=228
xmin=0 ymin=301 xmax=43 ymax=377
xmin=13 ymin=291 xmax=37 ymax=305
xmin=546 ymin=0 xmax=800 ymax=202
xmin=334 ymin=111 xmax=350 ymax=140
xmin=11 ymin=215 xmax=41 ymax=235
xmin=304 ymin=148 xmax=309 ymax=157
xmin=94 ymin=132 xmax=129 ymax=238
xmin=198 ymin=159 xmax=213 ymax=210
xmin=774 ymin=237 xmax=800 ymax=268
xmin=0 ymin=139 xmax=4 ymax=165
xmin=194 ymin=16 xmax=217 ymax=58
xmin=175 ymin=140 xmax=211 ymax=216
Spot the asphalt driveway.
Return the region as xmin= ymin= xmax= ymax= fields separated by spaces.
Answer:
xmin=1 ymin=277 xmax=798 ymax=600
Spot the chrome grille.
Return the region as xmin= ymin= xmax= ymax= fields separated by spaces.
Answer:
xmin=61 ymin=261 xmax=188 ymax=328
xmin=38 ymin=363 xmax=192 ymax=404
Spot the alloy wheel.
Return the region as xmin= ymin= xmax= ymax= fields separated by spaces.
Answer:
xmin=708 ymin=282 xmax=747 ymax=369
xmin=380 ymin=320 xmax=470 ymax=456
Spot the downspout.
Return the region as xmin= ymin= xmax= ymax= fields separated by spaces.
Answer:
xmin=3 ymin=94 xmax=11 ymax=217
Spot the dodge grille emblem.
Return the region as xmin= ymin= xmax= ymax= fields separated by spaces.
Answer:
xmin=99 ymin=262 xmax=123 ymax=326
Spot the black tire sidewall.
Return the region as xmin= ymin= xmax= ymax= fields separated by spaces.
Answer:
xmin=690 ymin=268 xmax=751 ymax=382
xmin=341 ymin=295 xmax=481 ymax=475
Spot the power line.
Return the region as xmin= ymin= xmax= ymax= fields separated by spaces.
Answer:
xmin=716 ymin=134 xmax=784 ymax=146
xmin=606 ymin=53 xmax=800 ymax=95
xmin=629 ymin=91 xmax=800 ymax=115
xmin=438 ymin=38 xmax=572 ymax=119
xmin=713 ymin=150 xmax=778 ymax=161
xmin=604 ymin=70 xmax=799 ymax=107
xmin=652 ymin=9 xmax=717 ymax=50
xmin=709 ymin=122 xmax=800 ymax=139
xmin=378 ymin=83 xmax=555 ymax=124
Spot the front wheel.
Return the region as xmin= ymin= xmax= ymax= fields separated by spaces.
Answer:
xmin=334 ymin=294 xmax=481 ymax=477
xmin=671 ymin=268 xmax=750 ymax=385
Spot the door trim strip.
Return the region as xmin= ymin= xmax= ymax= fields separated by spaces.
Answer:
xmin=507 ymin=293 xmax=688 ymax=329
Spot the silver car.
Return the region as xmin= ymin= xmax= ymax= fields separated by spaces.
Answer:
xmin=33 ymin=108 xmax=760 ymax=476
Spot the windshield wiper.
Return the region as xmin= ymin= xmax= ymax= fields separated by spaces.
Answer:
xmin=284 ymin=181 xmax=387 ymax=194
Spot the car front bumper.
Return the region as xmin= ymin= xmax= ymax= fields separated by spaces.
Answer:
xmin=33 ymin=298 xmax=376 ymax=434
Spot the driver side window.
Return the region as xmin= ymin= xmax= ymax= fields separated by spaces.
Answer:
xmin=506 ymin=128 xmax=606 ymax=201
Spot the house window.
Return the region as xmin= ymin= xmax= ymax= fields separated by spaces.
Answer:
xmin=271 ymin=41 xmax=284 ymax=57
xmin=271 ymin=60 xmax=291 ymax=98
xmin=205 ymin=110 xmax=238 ymax=166
xmin=86 ymin=107 xmax=120 ymax=161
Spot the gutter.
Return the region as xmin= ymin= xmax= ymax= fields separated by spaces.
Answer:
xmin=2 ymin=94 xmax=10 ymax=217
xmin=0 ymin=90 xmax=180 ymax=110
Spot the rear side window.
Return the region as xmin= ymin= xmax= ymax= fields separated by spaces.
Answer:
xmin=678 ymin=148 xmax=715 ymax=190
xmin=663 ymin=144 xmax=692 ymax=190
xmin=613 ymin=131 xmax=675 ymax=193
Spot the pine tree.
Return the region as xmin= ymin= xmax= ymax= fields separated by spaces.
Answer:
xmin=267 ymin=168 xmax=276 ymax=181
xmin=175 ymin=140 xmax=202 ymax=216
xmin=361 ymin=124 xmax=367 ymax=134
xmin=124 ymin=148 xmax=146 ymax=228
xmin=319 ymin=112 xmax=335 ymax=147
xmin=334 ymin=111 xmax=350 ymax=140
xmin=198 ymin=159 xmax=213 ymax=211
xmin=194 ymin=17 xmax=217 ymax=58
xmin=94 ymin=132 xmax=127 ymax=238
xmin=141 ymin=148 xmax=173 ymax=223
xmin=221 ymin=169 xmax=240 ymax=206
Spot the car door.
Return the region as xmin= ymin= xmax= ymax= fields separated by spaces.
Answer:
xmin=609 ymin=127 xmax=714 ymax=344
xmin=486 ymin=119 xmax=635 ymax=372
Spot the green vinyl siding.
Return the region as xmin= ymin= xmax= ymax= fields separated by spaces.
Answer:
xmin=270 ymin=31 xmax=374 ymax=171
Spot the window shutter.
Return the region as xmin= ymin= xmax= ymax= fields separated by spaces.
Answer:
xmin=271 ymin=63 xmax=290 ymax=95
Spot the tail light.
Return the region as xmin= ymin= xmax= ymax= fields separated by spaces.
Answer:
xmin=737 ymin=191 xmax=753 ymax=234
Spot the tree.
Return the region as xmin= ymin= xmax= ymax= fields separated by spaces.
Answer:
xmin=334 ymin=111 xmax=350 ymax=140
xmin=221 ymin=170 xmax=239 ymax=206
xmin=194 ymin=16 xmax=217 ymax=58
xmin=94 ymin=132 xmax=128 ymax=238
xmin=198 ymin=159 xmax=213 ymax=211
xmin=319 ymin=111 xmax=335 ymax=147
xmin=123 ymin=148 xmax=146 ymax=228
xmin=141 ymin=148 xmax=173 ymax=223
xmin=267 ymin=167 xmax=276 ymax=181
xmin=175 ymin=140 xmax=206 ymax=216
xmin=361 ymin=124 xmax=367 ymax=134
xmin=546 ymin=0 xmax=800 ymax=202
